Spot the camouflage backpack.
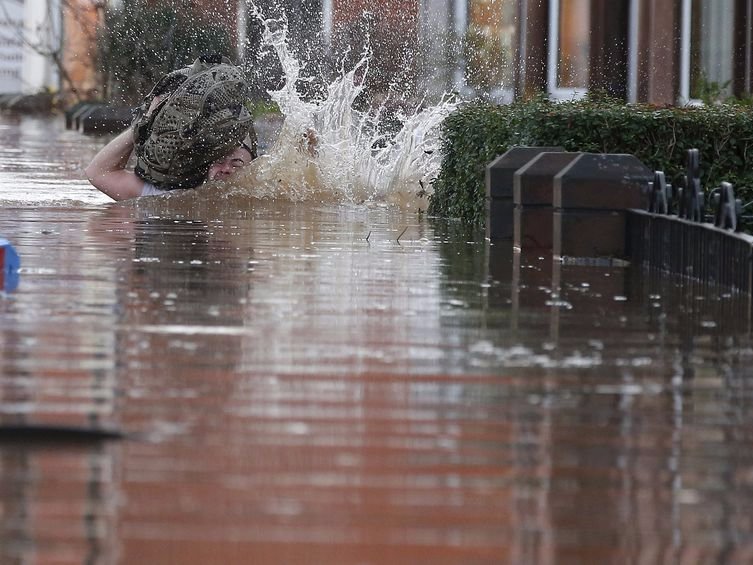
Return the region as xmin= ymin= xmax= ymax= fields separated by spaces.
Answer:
xmin=132 ymin=54 xmax=253 ymax=189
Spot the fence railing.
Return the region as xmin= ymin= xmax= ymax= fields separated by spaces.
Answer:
xmin=626 ymin=149 xmax=753 ymax=293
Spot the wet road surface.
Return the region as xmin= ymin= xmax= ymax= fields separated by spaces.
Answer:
xmin=1 ymin=116 xmax=753 ymax=564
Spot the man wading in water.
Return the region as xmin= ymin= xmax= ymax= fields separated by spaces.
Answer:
xmin=86 ymin=125 xmax=256 ymax=201
xmin=86 ymin=54 xmax=257 ymax=201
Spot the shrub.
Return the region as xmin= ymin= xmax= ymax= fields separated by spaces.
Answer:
xmin=429 ymin=95 xmax=753 ymax=226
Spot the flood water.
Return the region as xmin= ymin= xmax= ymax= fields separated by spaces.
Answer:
xmin=2 ymin=115 xmax=753 ymax=564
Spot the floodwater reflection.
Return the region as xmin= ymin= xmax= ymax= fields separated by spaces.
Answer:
xmin=1 ymin=116 xmax=753 ymax=563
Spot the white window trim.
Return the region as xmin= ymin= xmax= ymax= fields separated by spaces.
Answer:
xmin=678 ymin=0 xmax=698 ymax=105
xmin=322 ymin=0 xmax=333 ymax=49
xmin=453 ymin=0 xmax=515 ymax=103
xmin=746 ymin=0 xmax=752 ymax=92
xmin=627 ymin=0 xmax=640 ymax=103
xmin=547 ymin=0 xmax=588 ymax=101
xmin=237 ymin=0 xmax=247 ymax=61
xmin=453 ymin=0 xmax=468 ymax=92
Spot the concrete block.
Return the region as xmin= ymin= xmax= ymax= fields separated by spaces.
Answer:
xmin=487 ymin=146 xmax=565 ymax=199
xmin=76 ymin=104 xmax=106 ymax=131
xmin=486 ymin=242 xmax=514 ymax=287
xmin=8 ymin=92 xmax=54 ymax=113
xmin=512 ymin=152 xmax=581 ymax=251
xmin=554 ymin=209 xmax=627 ymax=258
xmin=487 ymin=198 xmax=515 ymax=240
xmin=65 ymin=101 xmax=94 ymax=128
xmin=73 ymin=103 xmax=103 ymax=130
xmin=514 ymin=152 xmax=582 ymax=206
xmin=554 ymin=153 xmax=652 ymax=210
xmin=511 ymin=250 xmax=557 ymax=329
xmin=81 ymin=105 xmax=133 ymax=134
xmin=486 ymin=146 xmax=564 ymax=241
xmin=0 ymin=94 xmax=23 ymax=111
xmin=514 ymin=206 xmax=554 ymax=250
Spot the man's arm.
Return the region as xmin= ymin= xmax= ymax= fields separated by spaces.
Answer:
xmin=85 ymin=129 xmax=146 ymax=201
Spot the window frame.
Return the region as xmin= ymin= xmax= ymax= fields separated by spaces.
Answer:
xmin=547 ymin=0 xmax=589 ymax=101
xmin=454 ymin=0 xmax=515 ymax=103
xmin=322 ymin=0 xmax=333 ymax=48
xmin=626 ymin=0 xmax=640 ymax=103
xmin=679 ymin=0 xmax=737 ymax=105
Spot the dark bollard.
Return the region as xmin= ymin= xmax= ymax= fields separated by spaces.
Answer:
xmin=687 ymin=148 xmax=700 ymax=179
xmin=0 ymin=238 xmax=20 ymax=292
xmin=553 ymin=153 xmax=652 ymax=258
xmin=678 ymin=175 xmax=704 ymax=221
xmin=648 ymin=171 xmax=671 ymax=215
xmin=678 ymin=148 xmax=704 ymax=222
xmin=713 ymin=182 xmax=741 ymax=231
xmin=486 ymin=146 xmax=564 ymax=241
xmin=513 ymin=151 xmax=581 ymax=250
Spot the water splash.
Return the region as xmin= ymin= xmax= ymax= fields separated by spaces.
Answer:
xmin=226 ymin=5 xmax=458 ymax=209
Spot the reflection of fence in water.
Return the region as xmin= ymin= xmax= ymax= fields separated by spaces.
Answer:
xmin=627 ymin=210 xmax=753 ymax=294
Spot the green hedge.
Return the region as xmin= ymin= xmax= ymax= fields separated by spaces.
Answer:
xmin=428 ymin=95 xmax=753 ymax=226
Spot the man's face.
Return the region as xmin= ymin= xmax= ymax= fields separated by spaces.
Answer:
xmin=207 ymin=147 xmax=253 ymax=181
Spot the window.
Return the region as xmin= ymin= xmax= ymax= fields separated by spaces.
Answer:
xmin=463 ymin=0 xmax=516 ymax=101
xmin=680 ymin=0 xmax=735 ymax=104
xmin=548 ymin=0 xmax=590 ymax=99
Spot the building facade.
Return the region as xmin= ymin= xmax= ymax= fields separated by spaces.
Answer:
xmin=0 ymin=0 xmax=61 ymax=94
xmin=18 ymin=0 xmax=750 ymax=105
xmin=319 ymin=0 xmax=753 ymax=105
xmin=0 ymin=0 xmax=24 ymax=93
xmin=522 ymin=0 xmax=753 ymax=105
xmin=0 ymin=0 xmax=100 ymax=98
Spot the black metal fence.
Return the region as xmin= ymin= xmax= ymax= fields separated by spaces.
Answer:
xmin=626 ymin=149 xmax=753 ymax=294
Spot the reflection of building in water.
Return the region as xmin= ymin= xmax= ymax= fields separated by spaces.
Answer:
xmin=0 ymin=209 xmax=122 ymax=563
xmin=0 ymin=210 xmax=118 ymax=432
xmin=116 ymin=217 xmax=250 ymax=381
xmin=0 ymin=444 xmax=121 ymax=564
xmin=478 ymin=242 xmax=753 ymax=562
xmin=129 ymin=219 xmax=249 ymax=321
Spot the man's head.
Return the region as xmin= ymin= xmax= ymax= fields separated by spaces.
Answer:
xmin=207 ymin=145 xmax=254 ymax=181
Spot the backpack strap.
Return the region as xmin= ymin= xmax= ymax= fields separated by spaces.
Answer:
xmin=131 ymin=68 xmax=188 ymax=145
